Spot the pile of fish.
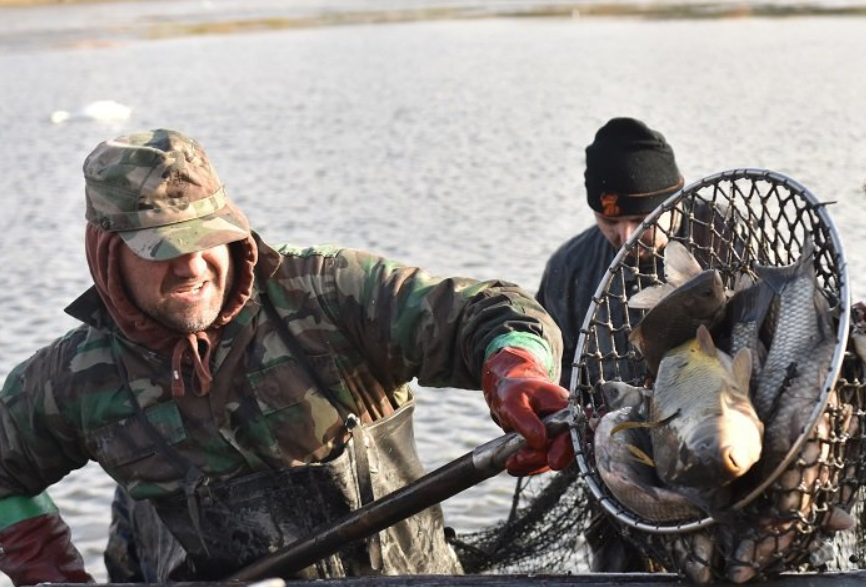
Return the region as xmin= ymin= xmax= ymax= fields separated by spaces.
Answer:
xmin=591 ymin=238 xmax=857 ymax=583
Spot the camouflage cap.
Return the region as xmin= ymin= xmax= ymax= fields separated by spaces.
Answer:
xmin=83 ymin=128 xmax=250 ymax=260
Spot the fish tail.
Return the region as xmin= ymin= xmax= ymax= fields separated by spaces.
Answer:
xmin=728 ymin=281 xmax=776 ymax=326
xmin=755 ymin=261 xmax=804 ymax=296
xmin=754 ymin=238 xmax=816 ymax=295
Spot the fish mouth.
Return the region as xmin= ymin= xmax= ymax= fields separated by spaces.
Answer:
xmin=679 ymin=410 xmax=763 ymax=486
xmin=667 ymin=435 xmax=762 ymax=488
xmin=720 ymin=444 xmax=757 ymax=478
xmin=668 ymin=450 xmax=743 ymax=488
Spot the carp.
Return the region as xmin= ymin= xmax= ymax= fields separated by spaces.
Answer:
xmin=671 ymin=531 xmax=716 ymax=584
xmin=628 ymin=242 xmax=727 ymax=376
xmin=752 ymin=239 xmax=836 ymax=468
xmin=593 ymin=382 xmax=704 ymax=523
xmin=649 ymin=325 xmax=762 ymax=489
xmin=726 ymin=241 xmax=847 ymax=583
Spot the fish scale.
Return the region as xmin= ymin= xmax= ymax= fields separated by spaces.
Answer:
xmin=722 ymin=279 xmax=775 ymax=382
xmin=724 ymin=241 xmax=840 ymax=583
xmin=752 ymin=241 xmax=834 ymax=432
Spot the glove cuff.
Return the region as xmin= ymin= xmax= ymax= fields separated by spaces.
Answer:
xmin=0 ymin=513 xmax=93 ymax=586
xmin=482 ymin=346 xmax=551 ymax=396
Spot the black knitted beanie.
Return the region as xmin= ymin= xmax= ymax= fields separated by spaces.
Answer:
xmin=584 ymin=117 xmax=684 ymax=217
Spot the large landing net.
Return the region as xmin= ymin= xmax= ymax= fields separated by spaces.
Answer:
xmin=450 ymin=170 xmax=866 ymax=582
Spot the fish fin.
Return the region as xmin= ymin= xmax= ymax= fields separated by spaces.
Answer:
xmin=730 ymin=271 xmax=757 ymax=293
xmin=664 ymin=241 xmax=704 ymax=287
xmin=625 ymin=445 xmax=655 ymax=467
xmin=610 ymin=420 xmax=650 ymax=435
xmin=628 ymin=326 xmax=645 ymax=352
xmin=731 ymin=347 xmax=754 ymax=390
xmin=754 ymin=264 xmax=797 ymax=296
xmin=613 ymin=409 xmax=680 ymax=435
xmin=628 ymin=284 xmax=675 ymax=309
xmin=610 ymin=406 xmax=677 ymax=434
xmin=695 ymin=324 xmax=717 ymax=356
xmin=801 ymin=233 xmax=816 ymax=260
xmin=852 ymin=332 xmax=866 ymax=363
xmin=726 ymin=280 xmax=776 ymax=326
xmin=824 ymin=506 xmax=856 ymax=532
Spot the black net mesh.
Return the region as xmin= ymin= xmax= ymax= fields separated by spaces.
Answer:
xmin=450 ymin=169 xmax=866 ymax=582
xmin=451 ymin=464 xmax=593 ymax=574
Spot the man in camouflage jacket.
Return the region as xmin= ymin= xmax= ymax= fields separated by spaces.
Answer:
xmin=0 ymin=129 xmax=573 ymax=583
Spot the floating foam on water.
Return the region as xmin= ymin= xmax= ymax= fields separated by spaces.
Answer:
xmin=50 ymin=100 xmax=132 ymax=124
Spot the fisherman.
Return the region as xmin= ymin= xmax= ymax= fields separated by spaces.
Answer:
xmin=537 ymin=117 xmax=686 ymax=385
xmin=535 ymin=117 xmax=687 ymax=572
xmin=0 ymin=128 xmax=574 ymax=584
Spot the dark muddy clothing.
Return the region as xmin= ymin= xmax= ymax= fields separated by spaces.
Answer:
xmin=537 ymin=226 xmax=656 ymax=387
xmin=105 ymin=401 xmax=461 ymax=580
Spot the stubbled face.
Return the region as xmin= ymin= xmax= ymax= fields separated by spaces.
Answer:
xmin=594 ymin=209 xmax=680 ymax=259
xmin=119 ymin=244 xmax=235 ymax=333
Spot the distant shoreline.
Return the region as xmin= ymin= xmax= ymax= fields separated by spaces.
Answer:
xmin=0 ymin=0 xmax=168 ymax=5
xmin=2 ymin=0 xmax=865 ymax=43
xmin=0 ymin=0 xmax=153 ymax=6
xmin=2 ymin=0 xmax=866 ymax=18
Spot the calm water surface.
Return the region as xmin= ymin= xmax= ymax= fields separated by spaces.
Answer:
xmin=1 ymin=6 xmax=865 ymax=582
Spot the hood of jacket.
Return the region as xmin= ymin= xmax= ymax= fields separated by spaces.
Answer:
xmin=69 ymin=224 xmax=261 ymax=397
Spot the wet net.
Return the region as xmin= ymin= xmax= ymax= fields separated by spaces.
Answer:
xmin=450 ymin=169 xmax=866 ymax=581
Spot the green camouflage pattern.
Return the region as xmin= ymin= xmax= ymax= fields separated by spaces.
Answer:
xmin=0 ymin=236 xmax=562 ymax=515
xmin=83 ymin=129 xmax=250 ymax=260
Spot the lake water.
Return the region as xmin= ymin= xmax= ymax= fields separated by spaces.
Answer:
xmin=1 ymin=2 xmax=866 ymax=583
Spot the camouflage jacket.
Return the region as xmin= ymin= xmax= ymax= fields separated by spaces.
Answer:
xmin=0 ymin=235 xmax=561 ymax=521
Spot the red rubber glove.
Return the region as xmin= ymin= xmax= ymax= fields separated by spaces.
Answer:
xmin=0 ymin=513 xmax=94 ymax=586
xmin=481 ymin=347 xmax=574 ymax=476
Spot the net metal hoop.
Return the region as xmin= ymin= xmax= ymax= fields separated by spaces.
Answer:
xmin=569 ymin=168 xmax=851 ymax=536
